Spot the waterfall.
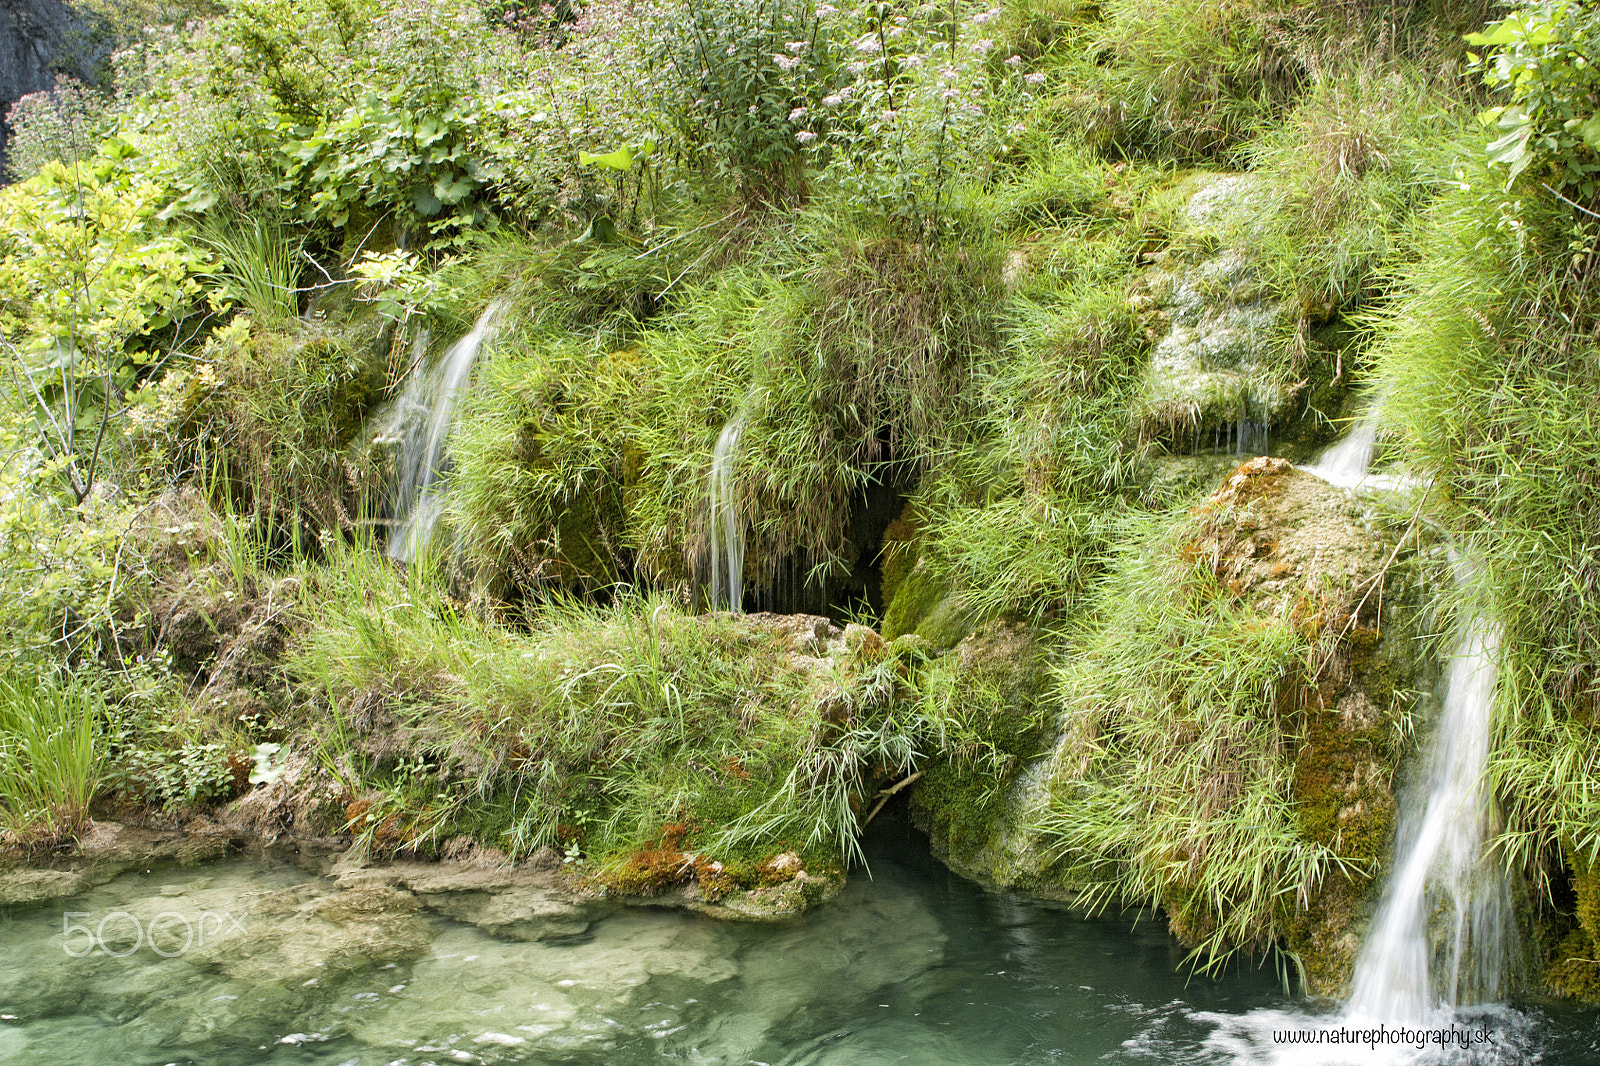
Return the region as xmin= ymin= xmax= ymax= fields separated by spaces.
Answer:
xmin=382 ymin=301 xmax=503 ymax=562
xmin=1313 ymin=401 xmax=1516 ymax=1016
xmin=1199 ymin=416 xmax=1523 ymax=1064
xmin=1302 ymin=407 xmax=1379 ymax=489
xmin=707 ymin=411 xmax=747 ymax=612
xmin=1344 ymin=600 xmax=1515 ymax=1021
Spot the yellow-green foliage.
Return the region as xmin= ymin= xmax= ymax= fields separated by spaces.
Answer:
xmin=0 ymin=153 xmax=214 ymax=503
xmin=0 ymin=415 xmax=132 ymax=659
xmin=138 ymin=314 xmax=387 ymax=533
xmin=0 ymin=156 xmax=211 ymax=357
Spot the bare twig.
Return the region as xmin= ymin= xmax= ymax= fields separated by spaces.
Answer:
xmin=861 ymin=769 xmax=923 ymax=827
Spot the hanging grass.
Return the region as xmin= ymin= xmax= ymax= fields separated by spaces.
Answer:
xmin=1366 ymin=168 xmax=1600 ymax=888
xmin=291 ymin=538 xmax=946 ymax=868
xmin=1032 ymin=516 xmax=1343 ymax=971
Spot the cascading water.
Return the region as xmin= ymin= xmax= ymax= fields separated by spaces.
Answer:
xmin=382 ymin=301 xmax=503 ymax=562
xmin=1202 ymin=416 xmax=1526 ymax=1064
xmin=1302 ymin=408 xmax=1379 ymax=489
xmin=707 ymin=411 xmax=747 ymax=612
xmin=1300 ymin=402 xmax=1418 ymax=495
xmin=1344 ymin=600 xmax=1515 ymax=1022
xmin=1312 ymin=409 xmax=1517 ymax=1018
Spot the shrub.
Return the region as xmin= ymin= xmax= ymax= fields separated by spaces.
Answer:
xmin=1468 ymin=1 xmax=1600 ymax=199
xmin=137 ymin=314 xmax=388 ymax=535
xmin=0 ymin=152 xmax=212 ymax=503
xmin=647 ymin=0 xmax=839 ymax=204
xmin=3 ymin=76 xmax=112 ymax=181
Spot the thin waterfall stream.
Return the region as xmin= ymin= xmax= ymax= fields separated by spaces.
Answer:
xmin=381 ymin=301 xmax=504 ymax=562
xmin=1301 ymin=408 xmax=1379 ymax=489
xmin=707 ymin=409 xmax=747 ymax=612
xmin=1305 ymin=405 xmax=1516 ymax=1016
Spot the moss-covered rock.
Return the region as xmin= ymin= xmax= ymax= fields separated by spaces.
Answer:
xmin=911 ymin=621 xmax=1064 ymax=891
xmin=919 ymin=460 xmax=1421 ymax=992
xmin=1545 ymin=846 xmax=1600 ymax=1001
xmin=1130 ymin=174 xmax=1302 ymax=450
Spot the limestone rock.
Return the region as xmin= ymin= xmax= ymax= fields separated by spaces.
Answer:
xmin=419 ymin=888 xmax=592 ymax=941
xmin=1132 ymin=173 xmax=1299 ymax=447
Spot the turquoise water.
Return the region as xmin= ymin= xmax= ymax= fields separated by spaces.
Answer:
xmin=1 ymin=818 xmax=1597 ymax=1064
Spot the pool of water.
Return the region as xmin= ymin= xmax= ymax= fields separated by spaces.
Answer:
xmin=1 ymin=817 xmax=1597 ymax=1065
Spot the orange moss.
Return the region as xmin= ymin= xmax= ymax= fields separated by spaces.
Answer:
xmin=603 ymin=820 xmax=697 ymax=896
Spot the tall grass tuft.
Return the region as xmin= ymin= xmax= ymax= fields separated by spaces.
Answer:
xmin=0 ymin=671 xmax=105 ymax=844
xmin=200 ymin=215 xmax=305 ymax=325
xmin=1367 ymin=168 xmax=1600 ymax=906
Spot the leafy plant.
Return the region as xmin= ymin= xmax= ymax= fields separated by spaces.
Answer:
xmin=0 ymin=151 xmax=213 ymax=503
xmin=282 ymin=90 xmax=500 ymax=239
xmin=105 ymin=741 xmax=239 ymax=809
xmin=647 ymin=0 xmax=839 ymax=204
xmin=1468 ymin=2 xmax=1600 ymax=197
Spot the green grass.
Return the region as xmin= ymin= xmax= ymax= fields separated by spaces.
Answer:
xmin=0 ymin=671 xmax=106 ymax=844
xmin=199 ymin=215 xmax=305 ymax=326
xmin=1366 ymin=170 xmax=1600 ymax=907
xmin=290 ymin=538 xmax=940 ymax=866
xmin=1240 ymin=62 xmax=1474 ymax=315
xmin=1030 ymin=514 xmax=1349 ymax=972
xmin=169 ymin=313 xmax=388 ymax=537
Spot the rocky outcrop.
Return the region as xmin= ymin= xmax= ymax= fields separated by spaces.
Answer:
xmin=0 ymin=0 xmax=101 ymax=176
xmin=915 ymin=459 xmax=1423 ymax=994
xmin=1130 ymin=173 xmax=1300 ymax=451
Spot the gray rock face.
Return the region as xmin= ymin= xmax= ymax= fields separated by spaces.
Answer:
xmin=0 ymin=0 xmax=100 ymax=176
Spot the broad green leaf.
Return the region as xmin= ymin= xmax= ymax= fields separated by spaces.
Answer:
xmin=433 ymin=174 xmax=475 ymax=205
xmin=410 ymin=186 xmax=443 ymax=217
xmin=579 ymin=145 xmax=636 ymax=170
xmin=1577 ymin=115 xmax=1600 ymax=152
xmin=417 ymin=117 xmax=448 ymax=147
xmin=574 ymin=215 xmax=620 ymax=244
xmin=1487 ymin=125 xmax=1531 ymax=167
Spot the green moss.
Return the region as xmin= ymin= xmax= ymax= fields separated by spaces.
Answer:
xmin=1547 ymin=846 xmax=1600 ymax=1001
xmin=907 ymin=621 xmax=1050 ymax=875
xmin=882 ymin=560 xmax=947 ymax=640
xmin=912 ymin=762 xmax=1013 ymax=861
xmin=878 ymin=501 xmax=922 ymax=609
xmin=915 ymin=591 xmax=975 ymax=649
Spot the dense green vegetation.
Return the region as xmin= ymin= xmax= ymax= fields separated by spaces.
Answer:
xmin=9 ymin=0 xmax=1600 ymax=997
